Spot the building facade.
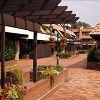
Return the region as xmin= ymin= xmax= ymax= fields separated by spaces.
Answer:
xmin=72 ymin=27 xmax=96 ymax=50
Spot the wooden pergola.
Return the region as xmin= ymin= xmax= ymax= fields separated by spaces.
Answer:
xmin=0 ymin=0 xmax=79 ymax=88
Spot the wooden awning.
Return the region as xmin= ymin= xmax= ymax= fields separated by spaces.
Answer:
xmin=0 ymin=0 xmax=79 ymax=32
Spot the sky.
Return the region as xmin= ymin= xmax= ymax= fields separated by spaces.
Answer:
xmin=59 ymin=0 xmax=100 ymax=27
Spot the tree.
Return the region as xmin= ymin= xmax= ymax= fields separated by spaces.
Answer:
xmin=72 ymin=21 xmax=91 ymax=29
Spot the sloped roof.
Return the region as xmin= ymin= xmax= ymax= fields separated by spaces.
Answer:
xmin=90 ymin=23 xmax=100 ymax=40
xmin=44 ymin=24 xmax=76 ymax=39
xmin=90 ymin=23 xmax=100 ymax=35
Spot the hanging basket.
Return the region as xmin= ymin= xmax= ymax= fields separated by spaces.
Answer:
xmin=49 ymin=37 xmax=55 ymax=42
xmin=49 ymin=43 xmax=55 ymax=48
xmin=60 ymin=37 xmax=67 ymax=43
xmin=60 ymin=43 xmax=67 ymax=48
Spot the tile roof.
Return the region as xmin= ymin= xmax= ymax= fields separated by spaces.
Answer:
xmin=90 ymin=23 xmax=100 ymax=35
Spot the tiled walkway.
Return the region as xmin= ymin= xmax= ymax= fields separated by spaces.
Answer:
xmin=46 ymin=54 xmax=100 ymax=100
xmin=13 ymin=54 xmax=100 ymax=100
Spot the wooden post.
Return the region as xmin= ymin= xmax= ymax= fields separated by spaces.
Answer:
xmin=1 ymin=25 xmax=5 ymax=88
xmin=33 ymin=31 xmax=37 ymax=82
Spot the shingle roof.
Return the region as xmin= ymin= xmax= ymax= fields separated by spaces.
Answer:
xmin=90 ymin=23 xmax=100 ymax=35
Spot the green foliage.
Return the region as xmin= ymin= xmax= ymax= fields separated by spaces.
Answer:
xmin=59 ymin=52 xmax=71 ymax=57
xmin=6 ymin=84 xmax=19 ymax=100
xmin=54 ymin=65 xmax=63 ymax=72
xmin=41 ymin=67 xmax=58 ymax=86
xmin=37 ymin=65 xmax=47 ymax=71
xmin=78 ymin=50 xmax=87 ymax=54
xmin=0 ymin=84 xmax=26 ymax=100
xmin=41 ymin=24 xmax=47 ymax=31
xmin=87 ymin=47 xmax=96 ymax=62
xmin=37 ymin=65 xmax=63 ymax=87
xmin=0 ymin=44 xmax=16 ymax=61
xmin=12 ymin=67 xmax=23 ymax=85
xmin=87 ymin=47 xmax=100 ymax=63
xmin=72 ymin=21 xmax=91 ymax=29
xmin=94 ymin=48 xmax=100 ymax=62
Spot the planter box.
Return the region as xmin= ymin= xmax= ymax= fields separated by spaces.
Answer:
xmin=60 ymin=56 xmax=69 ymax=59
xmin=24 ymin=69 xmax=68 ymax=100
xmin=87 ymin=62 xmax=100 ymax=70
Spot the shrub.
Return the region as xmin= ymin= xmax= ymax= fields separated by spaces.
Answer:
xmin=94 ymin=48 xmax=100 ymax=62
xmin=54 ymin=65 xmax=63 ymax=72
xmin=87 ymin=47 xmax=96 ymax=62
xmin=59 ymin=52 xmax=71 ymax=57
xmin=87 ymin=47 xmax=100 ymax=63
xmin=0 ymin=44 xmax=16 ymax=61
xmin=78 ymin=50 xmax=87 ymax=54
xmin=12 ymin=67 xmax=23 ymax=85
xmin=37 ymin=65 xmax=47 ymax=71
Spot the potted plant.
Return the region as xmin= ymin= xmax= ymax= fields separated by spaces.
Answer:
xmin=49 ymin=31 xmax=55 ymax=42
xmin=60 ymin=43 xmax=67 ymax=48
xmin=60 ymin=37 xmax=67 ymax=43
xmin=49 ymin=43 xmax=56 ymax=48
xmin=41 ymin=65 xmax=58 ymax=87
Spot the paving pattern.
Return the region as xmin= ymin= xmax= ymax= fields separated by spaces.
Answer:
xmin=46 ymin=55 xmax=100 ymax=100
xmin=9 ymin=54 xmax=100 ymax=100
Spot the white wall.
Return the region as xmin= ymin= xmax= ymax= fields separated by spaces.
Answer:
xmin=5 ymin=26 xmax=50 ymax=41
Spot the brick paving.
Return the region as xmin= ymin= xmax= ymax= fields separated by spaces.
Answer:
xmin=8 ymin=54 xmax=100 ymax=100
xmin=46 ymin=54 xmax=100 ymax=100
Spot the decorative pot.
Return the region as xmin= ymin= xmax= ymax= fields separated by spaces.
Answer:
xmin=60 ymin=37 xmax=67 ymax=42
xmin=60 ymin=43 xmax=67 ymax=48
xmin=49 ymin=37 xmax=55 ymax=42
xmin=49 ymin=43 xmax=55 ymax=48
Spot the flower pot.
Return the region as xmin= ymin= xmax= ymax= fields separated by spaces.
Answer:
xmin=60 ymin=43 xmax=67 ymax=48
xmin=49 ymin=43 xmax=55 ymax=48
xmin=60 ymin=37 xmax=67 ymax=42
xmin=49 ymin=38 xmax=55 ymax=42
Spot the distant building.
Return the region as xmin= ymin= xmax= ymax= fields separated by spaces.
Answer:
xmin=72 ymin=27 xmax=96 ymax=49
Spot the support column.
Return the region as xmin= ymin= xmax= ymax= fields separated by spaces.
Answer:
xmin=33 ymin=31 xmax=37 ymax=82
xmin=15 ymin=40 xmax=20 ymax=60
xmin=1 ymin=25 xmax=5 ymax=88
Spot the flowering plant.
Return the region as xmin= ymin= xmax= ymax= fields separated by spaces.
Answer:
xmin=0 ymin=84 xmax=27 ymax=100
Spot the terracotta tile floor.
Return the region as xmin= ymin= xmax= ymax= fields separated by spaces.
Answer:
xmin=46 ymin=54 xmax=100 ymax=100
xmin=7 ymin=54 xmax=100 ymax=100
